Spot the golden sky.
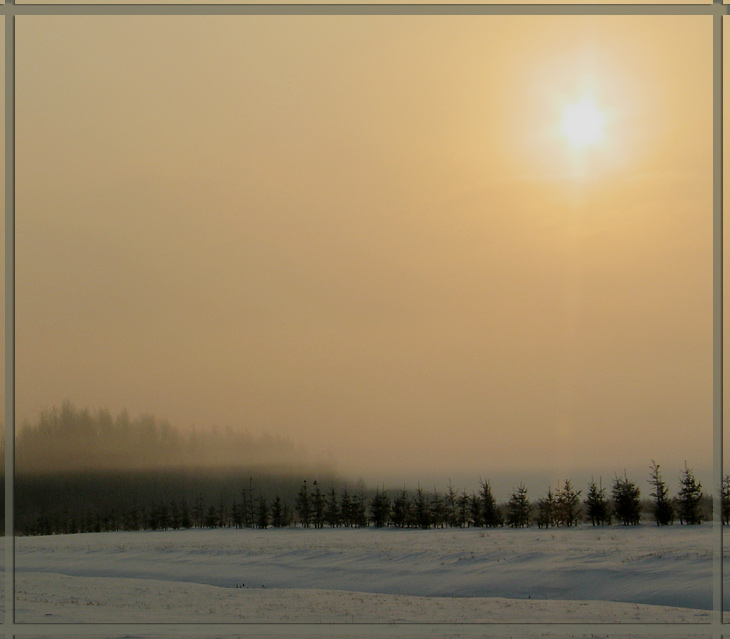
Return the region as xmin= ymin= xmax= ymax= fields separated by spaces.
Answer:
xmin=16 ymin=16 xmax=712 ymax=486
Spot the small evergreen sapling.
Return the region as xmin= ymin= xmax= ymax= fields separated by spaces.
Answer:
xmin=325 ymin=486 xmax=340 ymax=528
xmin=536 ymin=488 xmax=556 ymax=529
xmin=430 ymin=488 xmax=447 ymax=529
xmin=413 ymin=484 xmax=432 ymax=529
xmin=456 ymin=490 xmax=470 ymax=528
xmin=271 ymin=494 xmax=285 ymax=528
xmin=311 ymin=481 xmax=325 ymax=529
xmin=469 ymin=491 xmax=483 ymax=527
xmin=391 ymin=487 xmax=410 ymax=528
xmin=676 ymin=463 xmax=703 ymax=525
xmin=295 ymin=480 xmax=311 ymax=528
xmin=584 ymin=479 xmax=611 ymax=526
xmin=480 ymin=479 xmax=503 ymax=527
xmin=648 ymin=461 xmax=674 ymax=526
xmin=612 ymin=473 xmax=641 ymax=525
xmin=256 ymin=495 xmax=269 ymax=529
xmin=506 ymin=483 xmax=530 ymax=528
xmin=340 ymin=486 xmax=354 ymax=527
xmin=555 ymin=480 xmax=581 ymax=527
xmin=445 ymin=481 xmax=459 ymax=528
xmin=370 ymin=487 xmax=391 ymax=528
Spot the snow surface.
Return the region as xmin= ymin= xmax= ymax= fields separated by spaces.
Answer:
xmin=14 ymin=524 xmax=715 ymax=623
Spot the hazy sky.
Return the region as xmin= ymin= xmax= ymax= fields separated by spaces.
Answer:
xmin=16 ymin=16 xmax=713 ymax=488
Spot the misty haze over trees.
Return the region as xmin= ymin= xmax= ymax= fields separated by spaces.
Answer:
xmin=13 ymin=403 xmax=717 ymax=536
xmin=16 ymin=401 xmax=314 ymax=473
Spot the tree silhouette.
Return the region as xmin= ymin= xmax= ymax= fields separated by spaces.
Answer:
xmin=391 ymin=487 xmax=410 ymax=528
xmin=413 ymin=484 xmax=431 ymax=529
xmin=271 ymin=494 xmax=285 ymax=528
xmin=676 ymin=463 xmax=703 ymax=525
xmin=311 ymin=481 xmax=325 ymax=529
xmin=555 ymin=480 xmax=581 ymax=527
xmin=325 ymin=486 xmax=340 ymax=528
xmin=584 ymin=479 xmax=611 ymax=526
xmin=648 ymin=461 xmax=674 ymax=526
xmin=506 ymin=483 xmax=530 ymax=528
xmin=536 ymin=488 xmax=556 ymax=529
xmin=370 ymin=486 xmax=391 ymax=528
xmin=612 ymin=473 xmax=641 ymax=525
xmin=295 ymin=480 xmax=311 ymax=528
xmin=480 ymin=479 xmax=502 ymax=527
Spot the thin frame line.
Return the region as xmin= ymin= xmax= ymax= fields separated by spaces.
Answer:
xmin=714 ymin=7 xmax=724 ymax=632
xmin=5 ymin=0 xmax=14 ymax=632
xmin=4 ymin=4 xmax=724 ymax=638
xmin=0 ymin=4 xmax=726 ymax=15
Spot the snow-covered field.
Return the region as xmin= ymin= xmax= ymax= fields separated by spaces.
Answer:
xmin=14 ymin=524 xmax=715 ymax=623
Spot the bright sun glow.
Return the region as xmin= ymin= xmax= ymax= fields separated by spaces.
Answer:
xmin=561 ymin=98 xmax=606 ymax=149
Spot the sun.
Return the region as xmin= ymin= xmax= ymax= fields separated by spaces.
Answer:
xmin=560 ymin=98 xmax=606 ymax=149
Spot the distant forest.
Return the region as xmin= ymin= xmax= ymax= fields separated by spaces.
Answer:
xmin=14 ymin=402 xmax=338 ymax=535
xmin=15 ymin=401 xmax=313 ymax=473
xmin=9 ymin=403 xmax=723 ymax=535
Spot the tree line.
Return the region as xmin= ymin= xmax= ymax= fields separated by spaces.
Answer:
xmin=20 ymin=460 xmax=716 ymax=536
xmin=13 ymin=401 xmax=317 ymax=474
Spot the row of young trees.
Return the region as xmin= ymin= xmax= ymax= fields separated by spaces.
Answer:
xmin=290 ymin=462 xmax=706 ymax=531
xmin=23 ymin=461 xmax=712 ymax=535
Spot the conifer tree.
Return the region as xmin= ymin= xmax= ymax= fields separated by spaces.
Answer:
xmin=676 ymin=463 xmax=703 ymax=525
xmin=248 ymin=477 xmax=256 ymax=527
xmin=469 ymin=491 xmax=483 ymax=527
xmin=723 ymin=475 xmax=730 ymax=526
xmin=354 ymin=492 xmax=369 ymax=527
xmin=506 ymin=483 xmax=530 ymax=528
xmin=325 ymin=486 xmax=340 ymax=528
xmin=147 ymin=505 xmax=160 ymax=531
xmin=157 ymin=500 xmax=171 ymax=530
xmin=241 ymin=477 xmax=256 ymax=528
xmin=282 ymin=503 xmax=293 ymax=527
xmin=430 ymin=488 xmax=447 ymax=529
xmin=205 ymin=505 xmax=219 ymax=528
xmin=370 ymin=487 xmax=391 ymax=528
xmin=456 ymin=490 xmax=470 ymax=528
xmin=271 ymin=494 xmax=285 ymax=528
xmin=536 ymin=488 xmax=556 ymax=528
xmin=648 ymin=461 xmax=674 ymax=526
xmin=584 ymin=479 xmax=611 ymax=526
xmin=555 ymin=480 xmax=581 ymax=527
xmin=340 ymin=486 xmax=354 ymax=527
xmin=170 ymin=499 xmax=182 ymax=530
xmin=612 ymin=473 xmax=641 ymax=525
xmin=231 ymin=501 xmax=243 ymax=529
xmin=413 ymin=484 xmax=432 ymax=529
xmin=480 ymin=479 xmax=503 ymax=527
xmin=295 ymin=480 xmax=311 ymax=528
xmin=445 ymin=481 xmax=458 ymax=528
xmin=256 ymin=495 xmax=269 ymax=529
xmin=180 ymin=498 xmax=192 ymax=529
xmin=193 ymin=494 xmax=205 ymax=529
xmin=391 ymin=487 xmax=410 ymax=528
xmin=218 ymin=494 xmax=229 ymax=528
xmin=240 ymin=486 xmax=251 ymax=528
xmin=311 ymin=481 xmax=325 ymax=529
